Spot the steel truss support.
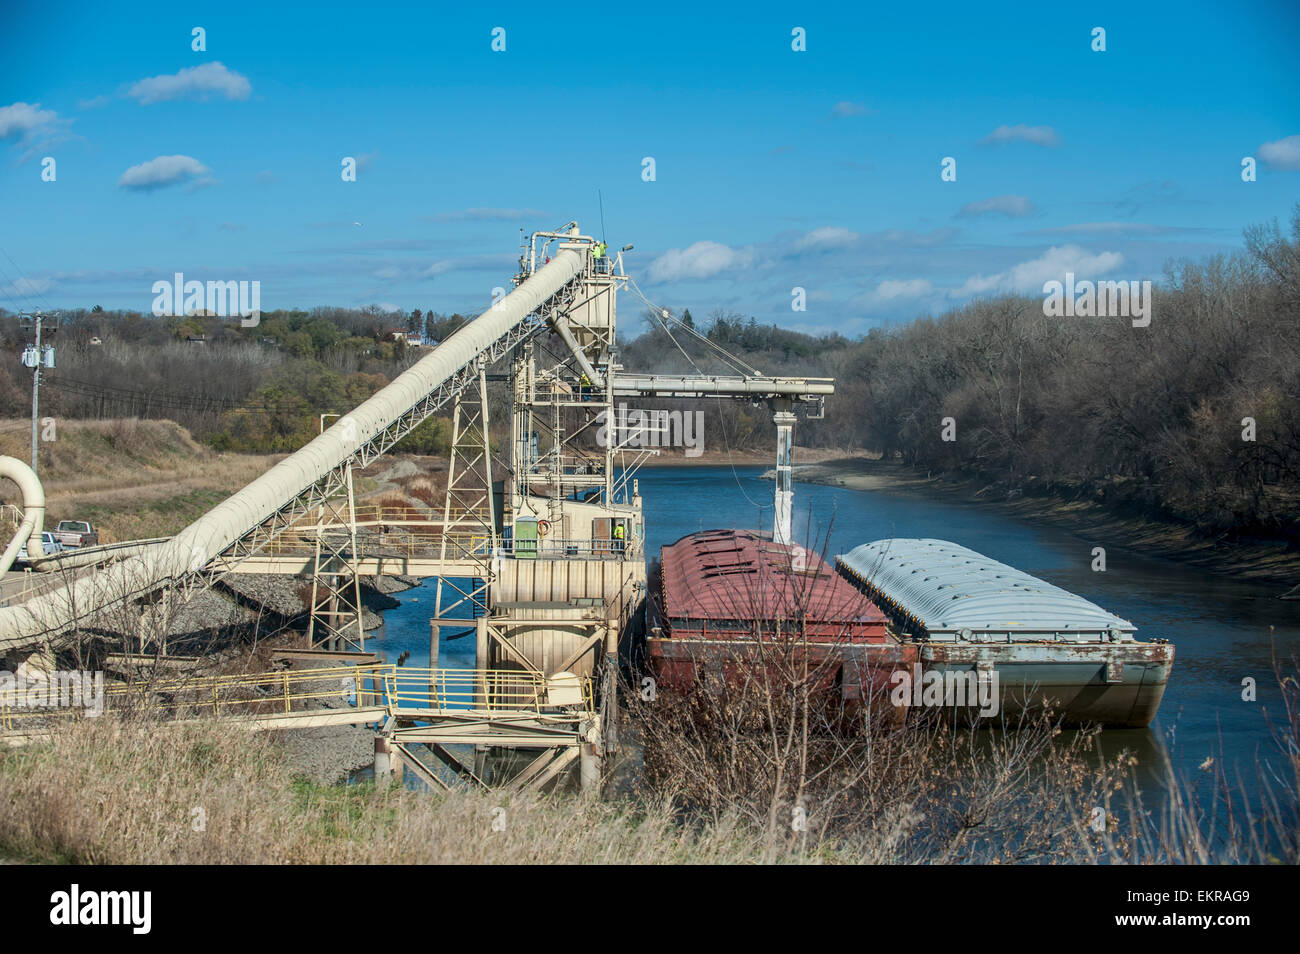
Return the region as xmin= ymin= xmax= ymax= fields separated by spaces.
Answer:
xmin=510 ymin=321 xmax=616 ymax=508
xmin=305 ymin=464 xmax=366 ymax=651
xmin=136 ymin=587 xmax=170 ymax=656
xmin=432 ymin=364 xmax=498 ymax=677
xmin=439 ymin=364 xmax=498 ymax=563
xmin=380 ymin=715 xmax=594 ymax=792
xmin=481 ymin=616 xmax=609 ymax=678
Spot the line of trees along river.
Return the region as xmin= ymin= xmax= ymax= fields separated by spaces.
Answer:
xmin=2 ymin=207 xmax=1296 ymax=541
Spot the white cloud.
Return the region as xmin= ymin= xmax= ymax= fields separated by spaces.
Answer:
xmin=957 ymin=194 xmax=1036 ymax=218
xmin=0 ymin=101 xmax=71 ymax=160
xmin=794 ymin=227 xmax=860 ymax=252
xmin=117 ymin=155 xmax=212 ymax=191
xmin=955 ymin=245 xmax=1123 ymax=296
xmin=869 ymin=279 xmax=933 ymax=302
xmin=979 ymin=124 xmax=1062 ymax=148
xmin=126 ymin=62 xmax=252 ymax=104
xmin=647 ymin=241 xmax=753 ymax=282
xmin=1258 ymin=135 xmax=1300 ymax=171
xmin=0 ymin=101 xmax=60 ymax=140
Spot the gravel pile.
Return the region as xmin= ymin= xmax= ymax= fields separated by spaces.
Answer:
xmin=274 ymin=724 xmax=376 ymax=785
xmin=198 ymin=572 xmax=415 ymax=635
xmin=369 ymin=574 xmax=421 ymax=595
xmin=167 ymin=587 xmax=255 ymax=634
xmin=268 ymin=659 xmax=379 ymax=783
xmin=221 ymin=574 xmax=310 ymax=618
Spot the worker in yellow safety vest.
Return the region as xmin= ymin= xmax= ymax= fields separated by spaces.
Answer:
xmin=593 ymin=241 xmax=607 ymax=271
xmin=612 ymin=521 xmax=625 ymax=552
xmin=579 ymin=371 xmax=592 ymax=401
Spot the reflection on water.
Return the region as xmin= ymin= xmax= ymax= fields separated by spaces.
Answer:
xmin=364 ymin=464 xmax=1299 ymax=803
xmin=372 ymin=576 xmax=479 ymax=669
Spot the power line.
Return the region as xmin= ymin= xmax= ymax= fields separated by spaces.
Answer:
xmin=625 ymin=276 xmax=763 ymax=377
xmin=50 ymin=374 xmax=313 ymax=415
xmin=0 ymin=248 xmax=57 ymax=314
xmin=0 ymin=261 xmax=40 ymax=313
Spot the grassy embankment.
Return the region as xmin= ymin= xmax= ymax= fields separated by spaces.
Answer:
xmin=0 ymin=417 xmax=445 ymax=542
xmin=0 ymin=418 xmax=280 ymax=543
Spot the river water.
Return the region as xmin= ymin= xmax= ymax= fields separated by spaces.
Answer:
xmin=371 ymin=464 xmax=1299 ymax=799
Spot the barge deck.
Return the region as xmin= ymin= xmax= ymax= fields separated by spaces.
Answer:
xmin=646 ymin=529 xmax=915 ymax=711
xmin=835 ymin=539 xmax=1175 ymax=727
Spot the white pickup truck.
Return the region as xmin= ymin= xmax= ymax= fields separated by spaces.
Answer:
xmin=17 ymin=531 xmax=63 ymax=566
xmin=52 ymin=520 xmax=99 ymax=549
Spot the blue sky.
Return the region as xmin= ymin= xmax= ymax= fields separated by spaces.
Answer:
xmin=1 ymin=0 xmax=1297 ymax=333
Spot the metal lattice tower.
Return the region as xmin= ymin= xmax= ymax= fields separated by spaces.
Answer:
xmin=440 ymin=365 xmax=498 ymax=563
xmin=305 ymin=464 xmax=366 ymax=651
xmin=432 ymin=366 xmax=497 ymax=644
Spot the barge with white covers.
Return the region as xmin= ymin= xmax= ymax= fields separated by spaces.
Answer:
xmin=835 ymin=539 xmax=1174 ymax=727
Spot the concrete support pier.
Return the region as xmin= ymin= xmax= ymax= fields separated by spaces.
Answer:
xmin=772 ymin=399 xmax=795 ymax=545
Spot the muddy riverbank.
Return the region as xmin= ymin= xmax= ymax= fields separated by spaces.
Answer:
xmin=773 ymin=456 xmax=1300 ymax=594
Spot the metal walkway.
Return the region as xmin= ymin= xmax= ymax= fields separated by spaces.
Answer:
xmin=0 ymin=663 xmax=600 ymax=790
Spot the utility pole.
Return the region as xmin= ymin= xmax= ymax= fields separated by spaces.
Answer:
xmin=19 ymin=311 xmax=57 ymax=474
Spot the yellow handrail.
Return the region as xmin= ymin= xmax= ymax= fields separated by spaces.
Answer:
xmin=0 ymin=663 xmax=594 ymax=729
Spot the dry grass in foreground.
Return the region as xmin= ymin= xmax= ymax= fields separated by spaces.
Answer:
xmin=0 ymin=718 xmax=822 ymax=865
xmin=1 ymin=682 xmax=1293 ymax=864
xmin=626 ymin=627 xmax=1300 ymax=865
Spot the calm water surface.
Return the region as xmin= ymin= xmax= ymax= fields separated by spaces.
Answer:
xmin=371 ymin=464 xmax=1300 ymax=794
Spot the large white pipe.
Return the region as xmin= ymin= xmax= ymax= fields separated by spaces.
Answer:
xmin=551 ymin=318 xmax=605 ymax=389
xmin=0 ymin=247 xmax=587 ymax=650
xmin=0 ymin=455 xmax=46 ymax=575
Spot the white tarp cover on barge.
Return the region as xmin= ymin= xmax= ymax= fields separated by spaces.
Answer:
xmin=835 ymin=539 xmax=1137 ymax=643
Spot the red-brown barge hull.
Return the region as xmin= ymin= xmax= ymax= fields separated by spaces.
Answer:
xmin=648 ymin=529 xmax=914 ymax=709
